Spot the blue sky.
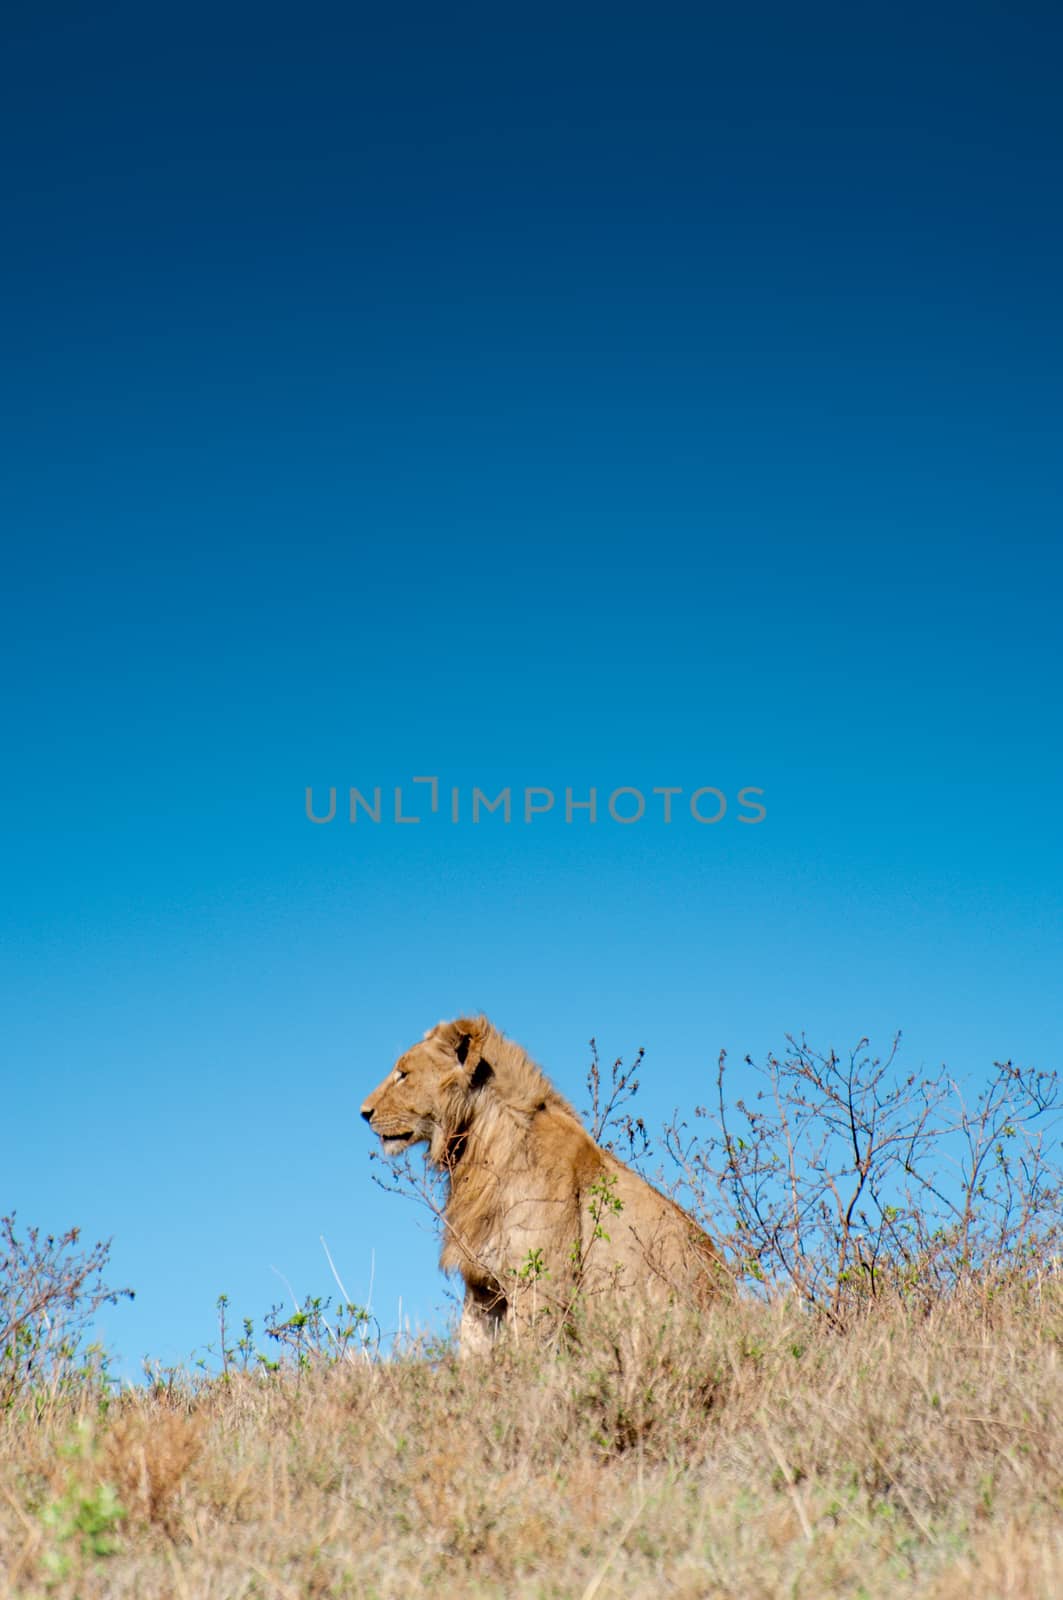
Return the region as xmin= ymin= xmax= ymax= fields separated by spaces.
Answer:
xmin=2 ymin=2 xmax=1061 ymax=1373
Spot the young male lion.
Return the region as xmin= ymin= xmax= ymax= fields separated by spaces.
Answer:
xmin=361 ymin=1015 xmax=729 ymax=1353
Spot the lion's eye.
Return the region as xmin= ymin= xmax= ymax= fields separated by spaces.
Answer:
xmin=394 ymin=1069 xmax=408 ymax=1083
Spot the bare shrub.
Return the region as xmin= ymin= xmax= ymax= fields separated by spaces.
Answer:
xmin=0 ymin=1215 xmax=133 ymax=1409
xmin=663 ymin=1038 xmax=1063 ymax=1316
xmin=584 ymin=1036 xmax=651 ymax=1163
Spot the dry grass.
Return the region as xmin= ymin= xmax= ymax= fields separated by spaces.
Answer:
xmin=2 ymin=1279 xmax=1062 ymax=1599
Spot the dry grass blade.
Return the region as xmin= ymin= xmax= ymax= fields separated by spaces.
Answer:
xmin=759 ymin=1420 xmax=813 ymax=1545
xmin=579 ymin=1494 xmax=647 ymax=1600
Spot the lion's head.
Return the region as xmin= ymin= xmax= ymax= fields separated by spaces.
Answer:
xmin=361 ymin=1016 xmax=493 ymax=1165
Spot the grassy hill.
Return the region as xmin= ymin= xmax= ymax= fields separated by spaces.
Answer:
xmin=2 ymin=1278 xmax=1062 ymax=1599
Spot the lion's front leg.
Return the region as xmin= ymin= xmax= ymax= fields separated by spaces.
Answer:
xmin=459 ymin=1280 xmax=506 ymax=1358
xmin=505 ymin=1219 xmax=582 ymax=1343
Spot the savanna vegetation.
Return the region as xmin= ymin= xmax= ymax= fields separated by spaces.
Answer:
xmin=2 ymin=1039 xmax=1061 ymax=1599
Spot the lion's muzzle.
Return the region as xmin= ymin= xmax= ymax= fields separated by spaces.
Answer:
xmin=361 ymin=1104 xmax=415 ymax=1154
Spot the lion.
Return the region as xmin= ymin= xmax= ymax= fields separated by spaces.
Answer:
xmin=361 ymin=1015 xmax=730 ymax=1353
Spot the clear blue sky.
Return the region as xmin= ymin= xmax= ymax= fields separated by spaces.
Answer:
xmin=2 ymin=2 xmax=1060 ymax=1374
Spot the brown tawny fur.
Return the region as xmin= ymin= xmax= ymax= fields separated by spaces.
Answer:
xmin=361 ymin=1015 xmax=729 ymax=1352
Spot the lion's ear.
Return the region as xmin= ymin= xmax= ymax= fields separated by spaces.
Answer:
xmin=448 ymin=1018 xmax=492 ymax=1085
xmin=447 ymin=1017 xmax=484 ymax=1060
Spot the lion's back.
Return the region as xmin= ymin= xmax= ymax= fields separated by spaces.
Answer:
xmin=591 ymin=1153 xmax=727 ymax=1306
xmin=518 ymin=1112 xmax=726 ymax=1305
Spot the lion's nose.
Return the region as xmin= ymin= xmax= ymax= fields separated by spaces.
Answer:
xmin=360 ymin=1106 xmax=374 ymax=1124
